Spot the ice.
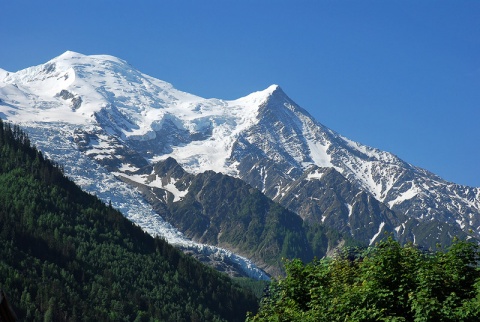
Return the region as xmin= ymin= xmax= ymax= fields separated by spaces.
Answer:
xmin=21 ymin=123 xmax=269 ymax=280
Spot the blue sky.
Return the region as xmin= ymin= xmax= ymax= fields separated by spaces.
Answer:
xmin=1 ymin=1 xmax=479 ymax=187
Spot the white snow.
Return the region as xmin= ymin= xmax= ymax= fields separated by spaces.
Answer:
xmin=306 ymin=136 xmax=332 ymax=168
xmin=346 ymin=203 xmax=353 ymax=217
xmin=387 ymin=182 xmax=420 ymax=208
xmin=0 ymin=68 xmax=9 ymax=80
xmin=306 ymin=168 xmax=326 ymax=180
xmin=0 ymin=51 xmax=276 ymax=178
xmin=369 ymin=222 xmax=385 ymax=246
xmin=118 ymin=163 xmax=139 ymax=172
xmin=144 ymin=86 xmax=275 ymax=175
xmin=150 ymin=177 xmax=189 ymax=202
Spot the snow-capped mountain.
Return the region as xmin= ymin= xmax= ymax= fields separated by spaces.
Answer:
xmin=230 ymin=88 xmax=480 ymax=244
xmin=1 ymin=51 xmax=479 ymax=266
xmin=0 ymin=51 xmax=269 ymax=280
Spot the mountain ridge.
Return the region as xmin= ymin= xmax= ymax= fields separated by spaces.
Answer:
xmin=1 ymin=51 xmax=479 ymax=275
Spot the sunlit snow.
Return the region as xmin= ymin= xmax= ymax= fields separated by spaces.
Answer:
xmin=369 ymin=222 xmax=385 ymax=246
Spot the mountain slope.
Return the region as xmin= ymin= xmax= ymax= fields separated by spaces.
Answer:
xmin=117 ymin=158 xmax=360 ymax=276
xmin=0 ymin=120 xmax=259 ymax=321
xmin=117 ymin=157 xmax=328 ymax=276
xmin=230 ymin=86 xmax=480 ymax=236
xmin=275 ymin=166 xmax=470 ymax=248
xmin=1 ymin=51 xmax=479 ymax=269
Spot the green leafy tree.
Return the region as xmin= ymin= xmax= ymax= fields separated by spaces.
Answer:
xmin=247 ymin=237 xmax=480 ymax=321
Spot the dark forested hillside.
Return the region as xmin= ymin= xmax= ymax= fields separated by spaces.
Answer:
xmin=0 ymin=120 xmax=258 ymax=321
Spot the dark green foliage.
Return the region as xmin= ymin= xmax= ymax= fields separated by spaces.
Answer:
xmin=0 ymin=120 xmax=258 ymax=321
xmin=247 ymin=237 xmax=480 ymax=321
xmin=233 ymin=277 xmax=270 ymax=300
xmin=304 ymin=222 xmax=361 ymax=258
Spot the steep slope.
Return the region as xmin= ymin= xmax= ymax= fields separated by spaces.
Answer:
xmin=275 ymin=166 xmax=470 ymax=248
xmin=230 ymin=86 xmax=480 ymax=236
xmin=117 ymin=157 xmax=331 ymax=276
xmin=1 ymin=51 xmax=479 ymax=261
xmin=0 ymin=120 xmax=259 ymax=321
xmin=168 ymin=171 xmax=310 ymax=271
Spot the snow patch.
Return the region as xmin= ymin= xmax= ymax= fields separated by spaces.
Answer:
xmin=369 ymin=222 xmax=385 ymax=246
xmin=118 ymin=163 xmax=139 ymax=172
xmin=306 ymin=168 xmax=325 ymax=180
xmin=151 ymin=177 xmax=189 ymax=202
xmin=346 ymin=203 xmax=353 ymax=217
xmin=387 ymin=183 xmax=420 ymax=208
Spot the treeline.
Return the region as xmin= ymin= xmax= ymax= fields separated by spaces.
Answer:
xmin=248 ymin=237 xmax=480 ymax=321
xmin=0 ymin=119 xmax=258 ymax=321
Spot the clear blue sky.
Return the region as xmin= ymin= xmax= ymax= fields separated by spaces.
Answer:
xmin=1 ymin=1 xmax=479 ymax=187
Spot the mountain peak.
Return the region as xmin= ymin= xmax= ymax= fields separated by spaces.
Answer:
xmin=266 ymin=84 xmax=281 ymax=93
xmin=2 ymin=51 xmax=480 ymax=276
xmin=0 ymin=68 xmax=8 ymax=80
xmin=55 ymin=50 xmax=86 ymax=60
xmin=260 ymin=84 xmax=285 ymax=99
xmin=51 ymin=51 xmax=129 ymax=67
xmin=232 ymin=84 xmax=282 ymax=108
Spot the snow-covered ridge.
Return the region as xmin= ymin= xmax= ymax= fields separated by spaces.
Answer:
xmin=1 ymin=51 xmax=480 ymax=261
xmin=1 ymin=51 xmax=277 ymax=175
xmin=0 ymin=68 xmax=9 ymax=80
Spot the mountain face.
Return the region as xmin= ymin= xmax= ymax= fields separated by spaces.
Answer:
xmin=120 ymin=157 xmax=333 ymax=277
xmin=1 ymin=52 xmax=479 ymax=274
xmin=230 ymin=88 xmax=480 ymax=244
